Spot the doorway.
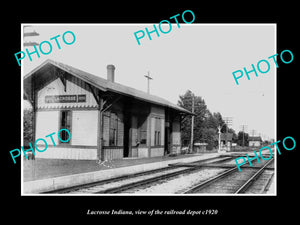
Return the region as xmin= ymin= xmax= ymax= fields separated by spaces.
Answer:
xmin=164 ymin=126 xmax=171 ymax=155
xmin=123 ymin=112 xmax=131 ymax=158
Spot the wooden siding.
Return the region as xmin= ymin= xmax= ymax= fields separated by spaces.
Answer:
xmin=137 ymin=147 xmax=149 ymax=158
xmin=131 ymin=147 xmax=138 ymax=157
xmin=102 ymin=110 xmax=124 ymax=147
xmin=150 ymin=117 xmax=155 ymax=146
xmin=72 ymin=110 xmax=98 ymax=146
xmin=103 ymin=148 xmax=123 ymax=160
xmin=131 ymin=116 xmax=138 ymax=146
xmin=36 ymin=76 xmax=97 ymax=109
xmin=117 ymin=113 xmax=124 ymax=147
xmin=150 ymin=105 xmax=165 ymax=147
xmin=35 ymin=111 xmax=59 ymax=143
xmin=172 ymin=120 xmax=181 ymax=146
xmin=150 ymin=147 xmax=164 ymax=157
xmin=161 ymin=118 xmax=165 ymax=146
xmin=34 ymin=147 xmax=97 ymax=160
xmin=102 ymin=114 xmax=110 ymax=146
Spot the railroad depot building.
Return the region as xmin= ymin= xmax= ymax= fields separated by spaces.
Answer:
xmin=23 ymin=60 xmax=192 ymax=161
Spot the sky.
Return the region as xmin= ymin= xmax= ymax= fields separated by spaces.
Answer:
xmin=22 ymin=24 xmax=276 ymax=141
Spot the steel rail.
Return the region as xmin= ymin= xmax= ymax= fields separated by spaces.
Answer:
xmin=183 ymin=167 xmax=238 ymax=194
xmin=43 ymin=157 xmax=228 ymax=194
xmin=183 ymin=158 xmax=274 ymax=194
xmin=97 ymin=157 xmax=236 ymax=193
xmin=43 ymin=166 xmax=173 ymax=194
xmin=96 ymin=167 xmax=200 ymax=193
xmin=43 ymin=154 xmax=263 ymax=194
xmin=234 ymin=158 xmax=274 ymax=194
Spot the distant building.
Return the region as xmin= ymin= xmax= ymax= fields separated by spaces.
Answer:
xmin=248 ymin=136 xmax=262 ymax=147
xmin=215 ymin=133 xmax=233 ymax=151
xmin=193 ymin=142 xmax=208 ymax=153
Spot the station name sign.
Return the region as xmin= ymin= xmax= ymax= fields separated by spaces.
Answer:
xmin=45 ymin=94 xmax=86 ymax=103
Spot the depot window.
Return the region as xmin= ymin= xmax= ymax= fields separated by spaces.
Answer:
xmin=59 ymin=110 xmax=72 ymax=144
xmin=154 ymin=117 xmax=161 ymax=146
xmin=138 ymin=116 xmax=148 ymax=145
xmin=109 ymin=112 xmax=119 ymax=146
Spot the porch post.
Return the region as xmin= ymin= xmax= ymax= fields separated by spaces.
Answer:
xmin=147 ymin=114 xmax=151 ymax=157
xmin=97 ymin=98 xmax=104 ymax=161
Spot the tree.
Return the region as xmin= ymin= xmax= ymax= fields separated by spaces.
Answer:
xmin=213 ymin=112 xmax=229 ymax=133
xmin=178 ymin=90 xmax=209 ymax=144
xmin=237 ymin=131 xmax=249 ymax=146
xmin=201 ymin=112 xmax=219 ymax=149
xmin=178 ymin=90 xmax=237 ymax=151
xmin=229 ymin=128 xmax=238 ymax=142
xmin=201 ymin=127 xmax=217 ymax=150
xmin=178 ymin=90 xmax=237 ymax=150
xmin=23 ymin=108 xmax=33 ymax=147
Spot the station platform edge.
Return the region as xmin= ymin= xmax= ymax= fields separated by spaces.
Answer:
xmin=23 ymin=152 xmax=220 ymax=194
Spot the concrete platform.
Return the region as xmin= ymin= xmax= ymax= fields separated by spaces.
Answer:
xmin=23 ymin=153 xmax=220 ymax=194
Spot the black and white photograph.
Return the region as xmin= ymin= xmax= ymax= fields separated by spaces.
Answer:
xmin=4 ymin=5 xmax=298 ymax=221
xmin=21 ymin=24 xmax=276 ymax=195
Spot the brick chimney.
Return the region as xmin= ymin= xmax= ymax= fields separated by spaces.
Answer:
xmin=107 ymin=64 xmax=115 ymax=82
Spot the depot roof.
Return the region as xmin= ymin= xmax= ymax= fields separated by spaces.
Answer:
xmin=248 ymin=136 xmax=262 ymax=142
xmin=24 ymin=59 xmax=193 ymax=115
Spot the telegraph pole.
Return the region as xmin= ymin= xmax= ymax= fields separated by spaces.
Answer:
xmin=223 ymin=117 xmax=233 ymax=150
xmin=240 ymin=125 xmax=247 ymax=147
xmin=144 ymin=71 xmax=153 ymax=94
xmin=218 ymin=125 xmax=221 ymax=153
xmin=250 ymin=129 xmax=256 ymax=137
xmin=190 ymin=94 xmax=195 ymax=153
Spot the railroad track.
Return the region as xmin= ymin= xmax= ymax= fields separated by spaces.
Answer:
xmin=44 ymin=153 xmax=274 ymax=194
xmin=183 ymin=158 xmax=274 ymax=194
xmin=44 ymin=156 xmax=233 ymax=194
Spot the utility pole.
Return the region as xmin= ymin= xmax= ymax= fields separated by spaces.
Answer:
xmin=190 ymin=94 xmax=195 ymax=153
xmin=240 ymin=125 xmax=247 ymax=147
xmin=218 ymin=125 xmax=221 ymax=153
xmin=144 ymin=71 xmax=153 ymax=94
xmin=223 ymin=117 xmax=233 ymax=151
xmin=250 ymin=129 xmax=256 ymax=137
